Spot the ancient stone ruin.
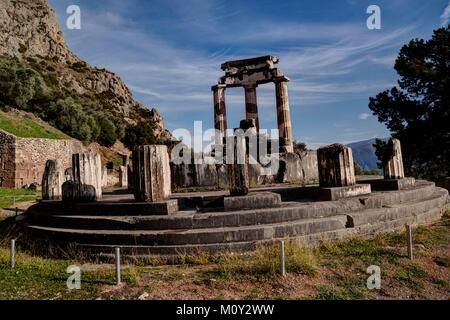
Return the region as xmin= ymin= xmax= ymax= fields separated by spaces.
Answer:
xmin=226 ymin=130 xmax=249 ymax=196
xmin=19 ymin=55 xmax=449 ymax=262
xmin=132 ymin=145 xmax=171 ymax=202
xmin=41 ymin=160 xmax=64 ymax=200
xmin=212 ymin=55 xmax=293 ymax=153
xmin=317 ymin=144 xmax=370 ymax=200
xmin=67 ymin=152 xmax=102 ymax=201
xmin=384 ymin=138 xmax=405 ymax=179
xmin=317 ymin=143 xmax=356 ymax=187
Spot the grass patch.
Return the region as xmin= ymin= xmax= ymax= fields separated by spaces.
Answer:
xmin=0 ymin=248 xmax=140 ymax=300
xmin=433 ymin=256 xmax=450 ymax=267
xmin=0 ymin=187 xmax=40 ymax=209
xmin=315 ymin=285 xmax=358 ymax=300
xmin=211 ymin=243 xmax=317 ymax=280
xmin=0 ymin=110 xmax=70 ymax=139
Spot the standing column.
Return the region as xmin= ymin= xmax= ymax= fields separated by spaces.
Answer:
xmin=275 ymin=78 xmax=294 ymax=153
xmin=244 ymin=83 xmax=259 ymax=131
xmin=212 ymin=85 xmax=227 ymax=145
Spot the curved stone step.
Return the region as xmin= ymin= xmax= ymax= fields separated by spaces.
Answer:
xmin=347 ymin=188 xmax=448 ymax=227
xmin=49 ymin=200 xmax=449 ymax=259
xmin=26 ymin=182 xmax=438 ymax=231
xmin=25 ymin=215 xmax=348 ymax=246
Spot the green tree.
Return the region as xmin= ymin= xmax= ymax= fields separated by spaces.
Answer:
xmin=96 ymin=115 xmax=117 ymax=147
xmin=0 ymin=58 xmax=47 ymax=109
xmin=123 ymin=122 xmax=161 ymax=149
xmin=48 ymin=97 xmax=98 ymax=144
xmin=369 ymin=25 xmax=450 ymax=180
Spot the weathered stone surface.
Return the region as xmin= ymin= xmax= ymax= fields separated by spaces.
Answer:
xmin=244 ymin=84 xmax=259 ymax=130
xmin=384 ymin=138 xmax=405 ymax=179
xmin=72 ymin=153 xmax=102 ymax=199
xmin=275 ymin=78 xmax=293 ymax=153
xmin=224 ymin=192 xmax=281 ymax=211
xmin=317 ymin=144 xmax=356 ymax=187
xmin=133 ymin=145 xmax=171 ymax=202
xmin=0 ymin=128 xmax=84 ymax=188
xmin=64 ymin=168 xmax=73 ymax=181
xmin=41 ymin=160 xmax=64 ymax=200
xmin=277 ymin=151 xmax=319 ymax=184
xmin=61 ymin=181 xmax=96 ymax=202
xmin=226 ymin=134 xmax=249 ymax=196
xmin=359 ymin=177 xmax=415 ymax=191
xmin=212 ymin=85 xmax=227 ymax=145
xmin=127 ymin=165 xmax=134 ymax=191
xmin=119 ymin=165 xmax=128 ymax=188
xmin=212 ymin=56 xmax=293 ymax=154
xmin=101 ymin=166 xmax=108 ymax=187
xmin=318 ymin=184 xmax=371 ymax=201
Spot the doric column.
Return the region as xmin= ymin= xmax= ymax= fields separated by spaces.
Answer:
xmin=72 ymin=152 xmax=103 ymax=199
xmin=132 ymin=145 xmax=171 ymax=202
xmin=275 ymin=77 xmax=293 ymax=153
xmin=41 ymin=160 xmax=64 ymax=200
xmin=244 ymin=83 xmax=259 ymax=131
xmin=384 ymin=138 xmax=405 ymax=179
xmin=212 ymin=85 xmax=227 ymax=145
xmin=317 ymin=144 xmax=356 ymax=187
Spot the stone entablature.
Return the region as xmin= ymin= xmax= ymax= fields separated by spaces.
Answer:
xmin=0 ymin=129 xmax=84 ymax=188
xmin=212 ymin=55 xmax=294 ymax=153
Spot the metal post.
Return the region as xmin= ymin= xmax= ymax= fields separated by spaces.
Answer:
xmin=10 ymin=239 xmax=15 ymax=270
xmin=280 ymin=240 xmax=286 ymax=277
xmin=406 ymin=224 xmax=413 ymax=260
xmin=115 ymin=247 xmax=121 ymax=285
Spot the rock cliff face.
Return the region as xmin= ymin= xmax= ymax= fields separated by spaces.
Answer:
xmin=0 ymin=0 xmax=170 ymax=140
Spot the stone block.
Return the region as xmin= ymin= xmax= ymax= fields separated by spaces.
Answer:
xmin=224 ymin=192 xmax=282 ymax=211
xmin=72 ymin=153 xmax=102 ymax=199
xmin=384 ymin=138 xmax=405 ymax=179
xmin=62 ymin=181 xmax=96 ymax=202
xmin=318 ymin=184 xmax=371 ymax=201
xmin=359 ymin=177 xmax=415 ymax=191
xmin=41 ymin=160 xmax=64 ymax=200
xmin=226 ymin=134 xmax=249 ymax=196
xmin=119 ymin=165 xmax=128 ymax=187
xmin=317 ymin=143 xmax=356 ymax=187
xmin=133 ymin=145 xmax=171 ymax=202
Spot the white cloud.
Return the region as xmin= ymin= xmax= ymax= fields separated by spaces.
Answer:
xmin=359 ymin=113 xmax=371 ymax=120
xmin=441 ymin=1 xmax=450 ymax=26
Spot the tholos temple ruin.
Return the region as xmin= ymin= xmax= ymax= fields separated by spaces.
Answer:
xmin=4 ymin=55 xmax=448 ymax=261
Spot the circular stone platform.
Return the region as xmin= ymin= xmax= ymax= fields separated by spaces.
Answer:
xmin=23 ymin=180 xmax=449 ymax=260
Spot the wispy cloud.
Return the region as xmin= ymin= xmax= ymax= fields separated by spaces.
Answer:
xmin=359 ymin=113 xmax=371 ymax=120
xmin=49 ymin=0 xmax=437 ymax=146
xmin=441 ymin=1 xmax=450 ymax=26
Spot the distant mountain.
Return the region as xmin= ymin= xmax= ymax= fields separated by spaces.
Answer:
xmin=347 ymin=138 xmax=388 ymax=171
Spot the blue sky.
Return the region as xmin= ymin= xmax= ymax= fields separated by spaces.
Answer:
xmin=49 ymin=0 xmax=450 ymax=149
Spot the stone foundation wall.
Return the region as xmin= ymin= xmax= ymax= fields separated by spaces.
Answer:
xmin=171 ymin=151 xmax=319 ymax=189
xmin=15 ymin=137 xmax=84 ymax=188
xmin=0 ymin=130 xmax=85 ymax=188
xmin=0 ymin=130 xmax=17 ymax=188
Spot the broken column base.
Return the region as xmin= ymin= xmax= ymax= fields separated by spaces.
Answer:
xmin=139 ymin=199 xmax=179 ymax=215
xmin=359 ymin=177 xmax=415 ymax=191
xmin=318 ymin=184 xmax=371 ymax=201
xmin=224 ymin=192 xmax=281 ymax=211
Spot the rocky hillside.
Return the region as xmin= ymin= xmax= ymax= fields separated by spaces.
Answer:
xmin=0 ymin=0 xmax=171 ymax=146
